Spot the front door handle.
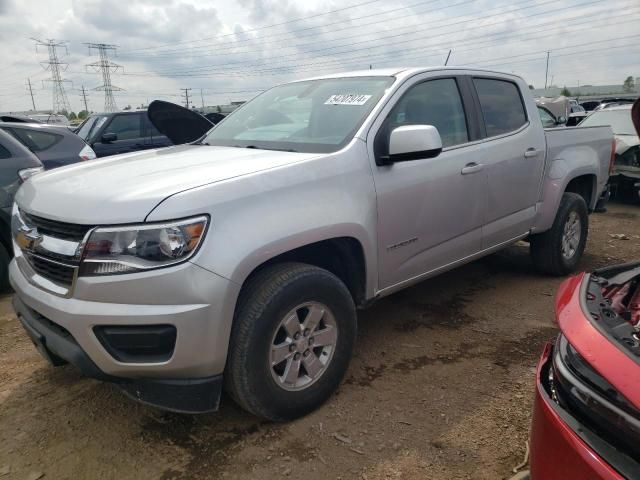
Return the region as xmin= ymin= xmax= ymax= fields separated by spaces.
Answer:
xmin=461 ymin=162 xmax=484 ymax=175
xmin=524 ymin=148 xmax=541 ymax=158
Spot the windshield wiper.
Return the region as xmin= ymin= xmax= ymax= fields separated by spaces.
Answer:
xmin=236 ymin=145 xmax=298 ymax=153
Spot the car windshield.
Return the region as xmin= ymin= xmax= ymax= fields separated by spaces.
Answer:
xmin=580 ymin=110 xmax=635 ymax=135
xmin=202 ymin=76 xmax=394 ymax=153
xmin=76 ymin=115 xmax=108 ymax=141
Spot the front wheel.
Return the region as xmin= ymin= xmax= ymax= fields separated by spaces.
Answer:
xmin=530 ymin=192 xmax=589 ymax=276
xmin=225 ymin=263 xmax=356 ymax=421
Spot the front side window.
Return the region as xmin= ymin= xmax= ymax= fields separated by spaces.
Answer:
xmin=0 ymin=142 xmax=11 ymax=159
xmin=5 ymin=128 xmax=62 ymax=152
xmin=474 ymin=78 xmax=527 ymax=137
xmin=203 ymin=76 xmax=393 ymax=153
xmin=376 ymin=78 xmax=469 ymax=155
xmin=538 ymin=107 xmax=556 ymax=128
xmin=104 ymin=114 xmax=143 ymax=140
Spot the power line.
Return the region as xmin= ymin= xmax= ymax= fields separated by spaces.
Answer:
xmin=85 ymin=43 xmax=123 ymax=112
xmin=121 ymin=0 xmax=387 ymax=53
xmin=32 ymin=38 xmax=71 ymax=114
xmin=121 ymin=0 xmax=605 ymax=76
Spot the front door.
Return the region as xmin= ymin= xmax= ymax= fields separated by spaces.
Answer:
xmin=93 ymin=113 xmax=145 ymax=157
xmin=369 ymin=77 xmax=486 ymax=290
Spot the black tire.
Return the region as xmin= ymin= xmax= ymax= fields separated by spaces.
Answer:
xmin=530 ymin=192 xmax=588 ymax=276
xmin=225 ymin=262 xmax=356 ymax=421
xmin=0 ymin=243 xmax=10 ymax=292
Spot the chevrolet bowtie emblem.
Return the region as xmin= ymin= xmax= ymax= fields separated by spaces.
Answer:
xmin=16 ymin=225 xmax=43 ymax=251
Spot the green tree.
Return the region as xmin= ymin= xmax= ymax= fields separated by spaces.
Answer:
xmin=623 ymin=76 xmax=635 ymax=93
xmin=560 ymin=86 xmax=571 ymax=96
xmin=68 ymin=111 xmax=77 ymax=120
xmin=528 ymin=84 xmax=534 ymax=90
xmin=123 ymin=104 xmax=132 ymax=110
xmin=78 ymin=110 xmax=88 ymax=120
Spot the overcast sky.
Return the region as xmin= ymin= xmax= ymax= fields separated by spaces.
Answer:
xmin=0 ymin=0 xmax=638 ymax=113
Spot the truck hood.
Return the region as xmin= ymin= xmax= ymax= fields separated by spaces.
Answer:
xmin=16 ymin=144 xmax=320 ymax=224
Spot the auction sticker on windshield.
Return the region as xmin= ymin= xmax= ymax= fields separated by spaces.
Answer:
xmin=324 ymin=94 xmax=372 ymax=106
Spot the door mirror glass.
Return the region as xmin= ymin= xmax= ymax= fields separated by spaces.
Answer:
xmin=556 ymin=116 xmax=567 ymax=125
xmin=101 ymin=132 xmax=117 ymax=143
xmin=388 ymin=125 xmax=442 ymax=162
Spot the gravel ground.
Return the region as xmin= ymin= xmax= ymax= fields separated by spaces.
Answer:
xmin=0 ymin=201 xmax=639 ymax=480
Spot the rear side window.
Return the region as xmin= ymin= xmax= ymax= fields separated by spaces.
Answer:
xmin=473 ymin=78 xmax=527 ymax=137
xmin=104 ymin=114 xmax=143 ymax=140
xmin=5 ymin=128 xmax=62 ymax=152
xmin=0 ymin=143 xmax=11 ymax=159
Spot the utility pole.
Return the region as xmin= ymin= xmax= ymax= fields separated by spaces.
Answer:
xmin=26 ymin=78 xmax=36 ymax=111
xmin=200 ymin=88 xmax=205 ymax=109
xmin=444 ymin=49 xmax=452 ymax=66
xmin=80 ymin=85 xmax=90 ymax=113
xmin=181 ymin=88 xmax=192 ymax=109
xmin=32 ymin=38 xmax=71 ymax=114
xmin=84 ymin=43 xmax=123 ymax=112
xmin=544 ymin=51 xmax=550 ymax=91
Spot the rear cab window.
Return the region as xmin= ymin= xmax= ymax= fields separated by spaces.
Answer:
xmin=2 ymin=127 xmax=63 ymax=152
xmin=473 ymin=78 xmax=528 ymax=137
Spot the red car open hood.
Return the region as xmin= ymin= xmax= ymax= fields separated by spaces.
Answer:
xmin=556 ymin=264 xmax=640 ymax=410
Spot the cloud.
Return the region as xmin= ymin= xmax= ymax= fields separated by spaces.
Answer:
xmin=0 ymin=0 xmax=638 ymax=113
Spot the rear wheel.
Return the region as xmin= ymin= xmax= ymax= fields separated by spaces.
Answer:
xmin=530 ymin=192 xmax=588 ymax=276
xmin=225 ymin=263 xmax=356 ymax=421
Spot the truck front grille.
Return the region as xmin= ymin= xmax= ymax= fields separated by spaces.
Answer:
xmin=26 ymin=254 xmax=76 ymax=288
xmin=21 ymin=212 xmax=93 ymax=242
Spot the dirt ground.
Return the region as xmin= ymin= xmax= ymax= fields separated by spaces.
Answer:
xmin=1 ymin=202 xmax=639 ymax=480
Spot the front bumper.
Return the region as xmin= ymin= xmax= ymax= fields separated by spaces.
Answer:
xmin=9 ymin=257 xmax=241 ymax=413
xmin=530 ymin=343 xmax=625 ymax=480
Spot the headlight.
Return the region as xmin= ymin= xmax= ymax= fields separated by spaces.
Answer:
xmin=80 ymin=216 xmax=208 ymax=276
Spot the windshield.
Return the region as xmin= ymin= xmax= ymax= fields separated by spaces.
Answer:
xmin=76 ymin=115 xmax=108 ymax=141
xmin=203 ymin=76 xmax=394 ymax=153
xmin=580 ymin=109 xmax=635 ymax=135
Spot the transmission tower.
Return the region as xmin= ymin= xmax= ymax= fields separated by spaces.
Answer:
xmin=32 ymin=38 xmax=71 ymax=114
xmin=80 ymin=86 xmax=90 ymax=113
xmin=84 ymin=43 xmax=123 ymax=112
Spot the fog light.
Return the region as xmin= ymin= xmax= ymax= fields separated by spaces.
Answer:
xmin=94 ymin=325 xmax=176 ymax=363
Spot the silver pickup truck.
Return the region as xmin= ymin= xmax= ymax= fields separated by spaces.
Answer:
xmin=9 ymin=67 xmax=613 ymax=420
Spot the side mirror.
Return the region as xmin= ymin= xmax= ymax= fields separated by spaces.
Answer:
xmin=386 ymin=125 xmax=442 ymax=163
xmin=556 ymin=116 xmax=567 ymax=125
xmin=101 ymin=132 xmax=117 ymax=143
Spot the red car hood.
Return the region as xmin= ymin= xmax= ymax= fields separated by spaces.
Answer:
xmin=556 ymin=269 xmax=640 ymax=410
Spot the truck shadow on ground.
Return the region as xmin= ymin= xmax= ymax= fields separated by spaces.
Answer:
xmin=0 ymin=241 xmax=604 ymax=479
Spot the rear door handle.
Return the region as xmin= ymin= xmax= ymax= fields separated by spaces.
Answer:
xmin=461 ymin=162 xmax=484 ymax=175
xmin=524 ymin=148 xmax=541 ymax=158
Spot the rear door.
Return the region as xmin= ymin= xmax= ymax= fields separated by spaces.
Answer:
xmin=92 ymin=113 xmax=145 ymax=157
xmin=471 ymin=76 xmax=546 ymax=248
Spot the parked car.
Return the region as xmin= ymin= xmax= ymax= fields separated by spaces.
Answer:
xmin=580 ymin=104 xmax=639 ymax=202
xmin=9 ymin=67 xmax=613 ymax=420
xmin=581 ymin=100 xmax=602 ymax=111
xmin=567 ymin=99 xmax=587 ymax=126
xmin=594 ymin=98 xmax=636 ymax=112
xmin=0 ymin=129 xmax=43 ymax=290
xmin=0 ymin=122 xmax=96 ymax=169
xmin=530 ymin=98 xmax=640 ymax=480
xmin=530 ymin=262 xmax=640 ymax=479
xmin=75 ymin=110 xmax=172 ymax=157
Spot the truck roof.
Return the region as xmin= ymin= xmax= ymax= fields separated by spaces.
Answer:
xmin=297 ymin=66 xmax=525 ymax=83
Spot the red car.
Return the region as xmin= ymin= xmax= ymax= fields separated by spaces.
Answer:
xmin=530 ymin=262 xmax=640 ymax=479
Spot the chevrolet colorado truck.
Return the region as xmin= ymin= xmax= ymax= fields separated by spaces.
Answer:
xmin=9 ymin=67 xmax=614 ymax=420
